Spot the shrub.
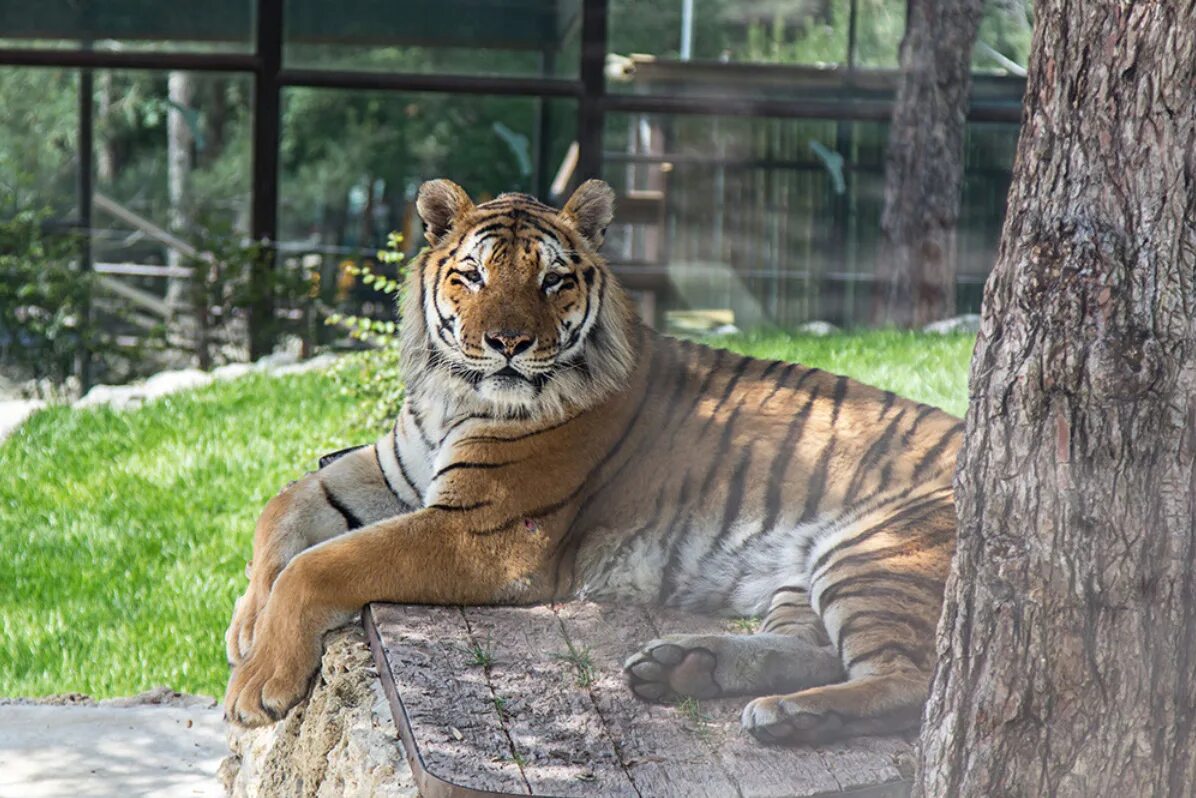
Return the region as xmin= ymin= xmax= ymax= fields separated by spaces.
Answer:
xmin=0 ymin=212 xmax=91 ymax=385
xmin=326 ymin=232 xmax=410 ymax=431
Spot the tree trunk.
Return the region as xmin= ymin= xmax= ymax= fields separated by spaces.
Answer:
xmin=96 ymin=71 xmax=117 ymax=184
xmin=916 ymin=4 xmax=1196 ymax=796
xmin=872 ymin=0 xmax=983 ymax=328
xmin=166 ymin=71 xmax=195 ymax=311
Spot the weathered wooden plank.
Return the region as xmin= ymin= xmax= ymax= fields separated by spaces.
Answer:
xmin=461 ymin=605 xmax=638 ymax=797
xmin=368 ymin=604 xmax=529 ymax=796
xmin=371 ymin=601 xmax=916 ymax=798
xmin=650 ymin=609 xmax=912 ymax=798
xmin=555 ymin=602 xmax=740 ymax=798
xmin=646 ymin=609 xmax=849 ymax=798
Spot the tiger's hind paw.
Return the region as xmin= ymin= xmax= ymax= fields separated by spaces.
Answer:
xmin=741 ymin=694 xmax=845 ymax=745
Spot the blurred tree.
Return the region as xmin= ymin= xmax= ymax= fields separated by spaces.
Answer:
xmin=872 ymin=0 xmax=983 ymax=328
xmin=916 ymin=3 xmax=1196 ymax=795
xmin=166 ymin=71 xmax=196 ymax=310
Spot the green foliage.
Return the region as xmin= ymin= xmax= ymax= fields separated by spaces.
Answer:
xmin=554 ymin=638 xmax=598 ymax=688
xmin=0 ymin=211 xmax=83 ymax=382
xmin=182 ymin=218 xmax=317 ymax=369
xmin=676 ymin=696 xmax=714 ymax=739
xmin=0 ymin=211 xmax=143 ymax=386
xmin=466 ymin=636 xmax=496 ymax=668
xmin=326 ymin=231 xmax=409 ymax=431
xmin=0 ymin=69 xmax=77 ymax=215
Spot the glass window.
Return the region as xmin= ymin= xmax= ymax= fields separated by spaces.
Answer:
xmin=608 ymin=0 xmax=904 ymax=69
xmin=972 ymin=0 xmax=1033 ymax=74
xmin=0 ymin=0 xmax=256 ymax=53
xmin=90 ymin=70 xmax=253 ymax=265
xmin=283 ymin=0 xmax=581 ymax=78
xmin=0 ymin=67 xmax=78 ymax=217
xmin=277 ymin=89 xmax=577 ymax=316
xmin=602 ymin=111 xmax=1016 ymax=331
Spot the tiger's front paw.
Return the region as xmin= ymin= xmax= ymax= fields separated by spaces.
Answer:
xmin=224 ymin=645 xmax=319 ymax=727
xmin=224 ymin=611 xmax=322 ymax=727
xmin=225 ymin=587 xmax=266 ymax=668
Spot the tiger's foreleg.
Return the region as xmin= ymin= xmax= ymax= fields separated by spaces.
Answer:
xmin=624 ymin=586 xmax=843 ymax=702
xmin=226 ymin=444 xmax=410 ymax=666
xmin=225 ymin=506 xmax=562 ymax=726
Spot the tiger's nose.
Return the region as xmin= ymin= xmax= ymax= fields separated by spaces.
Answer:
xmin=484 ymin=330 xmax=535 ymax=357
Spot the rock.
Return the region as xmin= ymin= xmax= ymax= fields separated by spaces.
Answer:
xmin=922 ymin=314 xmax=981 ymax=334
xmin=100 ymin=686 xmax=216 ymax=709
xmin=75 ymin=383 xmax=142 ymax=410
xmin=267 ymin=352 xmax=340 ymax=377
xmin=0 ymin=399 xmax=45 ymax=442
xmin=797 ymin=320 xmax=841 ymax=336
xmin=142 ymin=368 xmax=214 ymax=399
xmin=708 ymin=323 xmax=742 ymax=337
xmin=223 ymin=625 xmax=417 ymax=798
xmin=254 ymin=336 xmax=306 ymax=371
xmin=0 ymin=693 xmax=94 ymax=707
xmin=72 ymin=351 xmax=338 ymax=412
xmin=213 ymin=363 xmax=255 ymax=381
xmin=253 ymin=351 xmax=300 ymax=371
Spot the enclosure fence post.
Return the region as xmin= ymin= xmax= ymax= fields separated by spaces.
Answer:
xmin=576 ymin=0 xmax=608 ymax=183
xmin=250 ymin=0 xmax=283 ymax=360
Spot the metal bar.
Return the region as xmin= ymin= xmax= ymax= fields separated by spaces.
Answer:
xmin=0 ymin=48 xmax=258 ymax=72
xmin=279 ymin=67 xmax=582 ymax=97
xmin=92 ymin=192 xmax=200 ymax=258
xmin=95 ymin=276 xmax=173 ymax=317
xmin=680 ymin=0 xmax=694 ymax=61
xmin=250 ymin=0 xmax=284 ymax=359
xmin=94 ymin=262 xmax=194 ymax=279
xmin=76 ymin=64 xmax=94 ymax=392
xmin=533 ymin=49 xmax=557 ymax=198
xmin=600 ymin=92 xmax=1023 ymax=123
xmin=847 ymin=0 xmax=860 ymax=72
xmin=575 ymin=0 xmax=608 ymax=182
xmin=603 ymin=149 xmax=1015 ymax=177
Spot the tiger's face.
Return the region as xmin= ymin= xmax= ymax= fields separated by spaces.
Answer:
xmin=404 ymin=179 xmax=635 ymax=417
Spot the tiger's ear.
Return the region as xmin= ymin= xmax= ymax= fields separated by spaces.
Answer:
xmin=562 ymin=179 xmax=615 ymax=250
xmin=416 ymin=179 xmax=474 ymax=245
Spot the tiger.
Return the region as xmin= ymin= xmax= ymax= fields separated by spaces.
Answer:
xmin=224 ymin=178 xmax=963 ymax=746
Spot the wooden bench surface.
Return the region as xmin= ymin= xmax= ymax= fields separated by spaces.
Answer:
xmin=365 ymin=602 xmax=915 ymax=798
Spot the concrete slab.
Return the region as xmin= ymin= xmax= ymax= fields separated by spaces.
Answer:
xmin=0 ymin=703 xmax=225 ymax=798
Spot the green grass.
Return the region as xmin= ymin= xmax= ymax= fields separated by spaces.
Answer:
xmin=0 ymin=331 xmax=973 ymax=699
xmin=0 ymin=372 xmax=375 ymax=698
xmin=711 ymin=330 xmax=975 ymax=418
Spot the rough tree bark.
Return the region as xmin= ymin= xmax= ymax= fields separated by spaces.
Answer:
xmin=916 ymin=3 xmax=1196 ymax=796
xmin=873 ymin=0 xmax=983 ymax=328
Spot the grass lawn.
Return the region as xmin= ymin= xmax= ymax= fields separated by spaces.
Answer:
xmin=0 ymin=331 xmax=973 ymax=699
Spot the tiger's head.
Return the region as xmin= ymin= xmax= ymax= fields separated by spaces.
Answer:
xmin=400 ymin=179 xmax=637 ymax=419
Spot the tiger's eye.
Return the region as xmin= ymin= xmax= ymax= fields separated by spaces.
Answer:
xmin=542 ymin=272 xmax=564 ymax=290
